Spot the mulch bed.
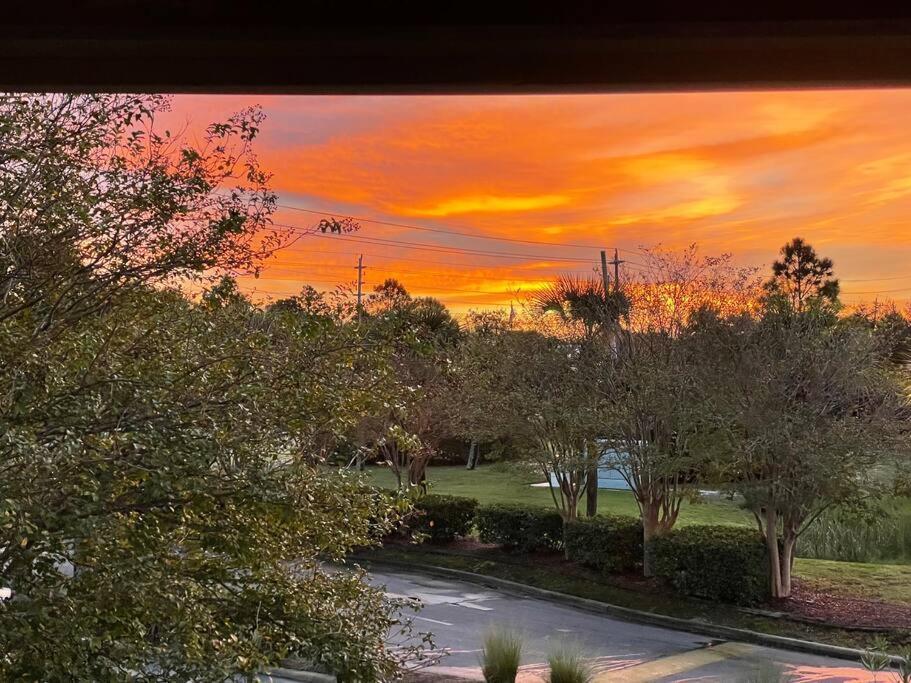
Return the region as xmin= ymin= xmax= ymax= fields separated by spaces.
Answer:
xmin=380 ymin=537 xmax=911 ymax=631
xmin=773 ymin=579 xmax=911 ymax=630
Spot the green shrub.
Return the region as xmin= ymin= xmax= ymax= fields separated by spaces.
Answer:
xmin=476 ymin=503 xmax=564 ymax=552
xmin=547 ymin=643 xmax=593 ymax=683
xmin=411 ymin=494 xmax=478 ymax=542
xmin=564 ymin=515 xmax=643 ymax=574
xmin=481 ymin=628 xmax=522 ymax=683
xmin=652 ymin=525 xmax=770 ymax=605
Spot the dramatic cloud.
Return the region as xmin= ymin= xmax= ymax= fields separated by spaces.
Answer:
xmin=171 ymin=91 xmax=911 ymax=312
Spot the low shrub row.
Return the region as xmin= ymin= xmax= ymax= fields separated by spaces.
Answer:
xmin=652 ymin=525 xmax=770 ymax=605
xmin=411 ymin=494 xmax=478 ymax=542
xmin=476 ymin=503 xmax=564 ymax=552
xmin=564 ymin=515 xmax=643 ymax=573
xmin=403 ymin=494 xmax=770 ymax=605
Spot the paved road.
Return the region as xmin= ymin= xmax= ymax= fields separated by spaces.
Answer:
xmin=366 ymin=568 xmax=879 ymax=682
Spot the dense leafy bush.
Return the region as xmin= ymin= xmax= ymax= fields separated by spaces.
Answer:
xmin=564 ymin=515 xmax=643 ymax=573
xmin=476 ymin=503 xmax=564 ymax=552
xmin=652 ymin=525 xmax=770 ymax=605
xmin=412 ymin=494 xmax=478 ymax=542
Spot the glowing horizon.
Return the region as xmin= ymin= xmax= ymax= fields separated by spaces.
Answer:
xmin=169 ymin=91 xmax=911 ymax=314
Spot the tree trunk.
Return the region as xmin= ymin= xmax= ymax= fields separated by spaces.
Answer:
xmin=642 ymin=503 xmax=660 ymax=577
xmin=585 ymin=463 xmax=598 ymax=517
xmin=779 ymin=534 xmax=796 ymax=598
xmin=466 ymin=440 xmax=478 ymax=470
xmin=764 ymin=508 xmax=784 ymax=598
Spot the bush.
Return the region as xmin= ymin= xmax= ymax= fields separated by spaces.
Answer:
xmin=411 ymin=494 xmax=478 ymax=542
xmin=476 ymin=503 xmax=564 ymax=552
xmin=547 ymin=643 xmax=593 ymax=683
xmin=564 ymin=515 xmax=643 ymax=574
xmin=481 ymin=628 xmax=522 ymax=683
xmin=652 ymin=525 xmax=770 ymax=605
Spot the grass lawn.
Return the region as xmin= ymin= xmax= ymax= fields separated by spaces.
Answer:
xmin=363 ymin=464 xmax=753 ymax=527
xmin=796 ymin=558 xmax=911 ymax=605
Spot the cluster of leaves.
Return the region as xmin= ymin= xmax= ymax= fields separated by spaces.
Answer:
xmin=0 ymin=95 xmax=425 ymax=681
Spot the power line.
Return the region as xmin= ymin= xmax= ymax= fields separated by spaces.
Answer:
xmin=842 ymin=274 xmax=911 ymax=283
xmin=277 ymin=202 xmax=647 ymax=255
xmin=278 ymin=226 xmax=603 ymax=263
xmin=260 ymin=258 xmax=588 ymax=284
xmin=841 ymin=286 xmax=911 ymax=295
xmin=269 ymin=246 xmax=603 ymax=274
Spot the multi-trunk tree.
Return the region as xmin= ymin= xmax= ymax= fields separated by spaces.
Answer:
xmin=702 ymin=303 xmax=908 ymax=598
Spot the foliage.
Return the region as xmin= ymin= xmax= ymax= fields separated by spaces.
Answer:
xmin=476 ymin=503 xmax=565 ymax=553
xmin=0 ymin=95 xmax=423 ymax=681
xmin=411 ymin=494 xmax=479 ymax=542
xmin=547 ymin=643 xmax=593 ymax=683
xmin=564 ymin=515 xmax=643 ymax=574
xmin=597 ymin=246 xmax=759 ymax=575
xmin=481 ymin=628 xmax=523 ymax=683
xmin=763 ymin=237 xmax=840 ymax=313
xmin=532 ymin=274 xmax=629 ymax=340
xmin=356 ymin=279 xmax=462 ymax=488
xmin=652 ymin=526 xmax=770 ymax=605
xmin=701 ymin=303 xmax=910 ymax=597
xmin=455 ymin=330 xmax=602 ymax=521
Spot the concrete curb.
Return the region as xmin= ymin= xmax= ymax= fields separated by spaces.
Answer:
xmin=356 ymin=555 xmax=904 ymax=666
xmin=259 ymin=667 xmax=336 ymax=683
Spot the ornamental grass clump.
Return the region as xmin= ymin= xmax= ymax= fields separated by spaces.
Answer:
xmin=547 ymin=643 xmax=593 ymax=683
xmin=481 ymin=628 xmax=523 ymax=683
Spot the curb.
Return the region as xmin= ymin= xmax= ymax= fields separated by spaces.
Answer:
xmin=356 ymin=555 xmax=904 ymax=666
xmin=259 ymin=667 xmax=336 ymax=683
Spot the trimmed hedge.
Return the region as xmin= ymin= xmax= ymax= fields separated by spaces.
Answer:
xmin=412 ymin=494 xmax=478 ymax=542
xmin=564 ymin=515 xmax=643 ymax=573
xmin=652 ymin=525 xmax=770 ymax=605
xmin=476 ymin=503 xmax=564 ymax=552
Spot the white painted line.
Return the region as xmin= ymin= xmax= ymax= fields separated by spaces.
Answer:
xmin=457 ymin=602 xmax=493 ymax=611
xmin=414 ymin=616 xmax=454 ymax=626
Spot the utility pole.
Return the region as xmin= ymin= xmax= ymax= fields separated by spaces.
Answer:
xmin=587 ymin=250 xmax=613 ymax=519
xmin=355 ymin=254 xmax=365 ymax=322
xmin=609 ymin=248 xmax=624 ymax=293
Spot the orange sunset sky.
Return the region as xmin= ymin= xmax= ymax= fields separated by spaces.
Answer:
xmin=172 ymin=90 xmax=911 ymax=314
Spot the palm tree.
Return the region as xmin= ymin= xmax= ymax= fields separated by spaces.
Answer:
xmin=533 ymin=275 xmax=629 ymax=516
xmin=533 ymin=275 xmax=629 ymax=337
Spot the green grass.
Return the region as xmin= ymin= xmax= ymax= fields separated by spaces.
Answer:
xmin=795 ymin=558 xmax=911 ymax=605
xmin=364 ymin=464 xmax=753 ymax=527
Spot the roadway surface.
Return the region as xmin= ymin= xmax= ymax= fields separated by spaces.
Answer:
xmin=367 ymin=568 xmax=877 ymax=682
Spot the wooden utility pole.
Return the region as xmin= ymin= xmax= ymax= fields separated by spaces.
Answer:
xmin=600 ymin=249 xmax=611 ymax=294
xmin=609 ymin=248 xmax=624 ymax=293
xmin=355 ymin=254 xmax=365 ymax=322
xmin=587 ymin=250 xmax=613 ymax=518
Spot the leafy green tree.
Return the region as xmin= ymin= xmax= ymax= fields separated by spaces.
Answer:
xmin=763 ymin=237 xmax=840 ymax=312
xmin=704 ymin=306 xmax=908 ymax=598
xmin=596 ymin=247 xmax=756 ymax=576
xmin=459 ymin=330 xmax=602 ymax=523
xmin=356 ymin=280 xmax=461 ymax=488
xmin=0 ymin=95 xmax=423 ymax=680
